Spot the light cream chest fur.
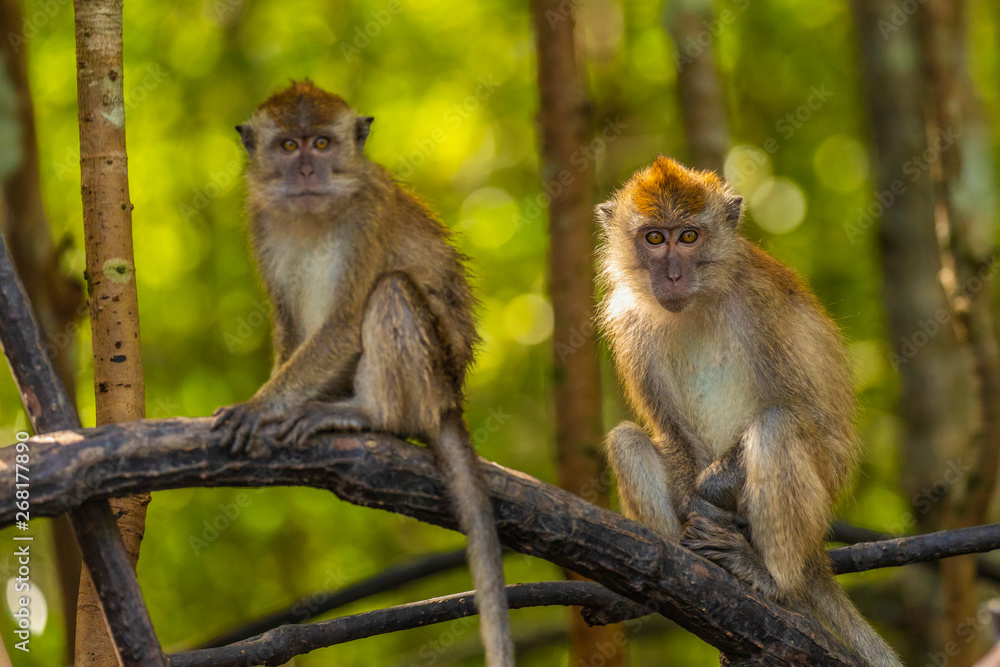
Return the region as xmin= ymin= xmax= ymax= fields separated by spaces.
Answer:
xmin=263 ymin=227 xmax=349 ymax=341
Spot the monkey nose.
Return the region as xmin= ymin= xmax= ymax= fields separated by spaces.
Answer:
xmin=299 ymin=164 xmax=315 ymax=177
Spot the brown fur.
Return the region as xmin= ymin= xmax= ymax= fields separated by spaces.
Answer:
xmin=259 ymin=79 xmax=351 ymax=129
xmin=212 ymin=82 xmax=514 ymax=667
xmin=630 ymin=155 xmax=722 ymax=217
xmin=597 ymin=157 xmax=899 ymax=666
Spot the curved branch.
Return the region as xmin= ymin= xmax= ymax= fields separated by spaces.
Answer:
xmin=0 ymin=418 xmax=858 ymax=664
xmin=169 ymin=581 xmax=620 ymax=667
xmin=197 ymin=548 xmax=475 ymax=648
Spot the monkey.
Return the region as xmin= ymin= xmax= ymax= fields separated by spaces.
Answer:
xmin=210 ymin=80 xmax=514 ymax=667
xmin=595 ymin=156 xmax=900 ymax=666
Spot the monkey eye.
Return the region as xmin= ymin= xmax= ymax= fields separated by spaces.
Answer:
xmin=313 ymin=137 xmax=330 ymax=150
xmin=679 ymin=229 xmax=699 ymax=244
xmin=645 ymin=231 xmax=666 ymax=245
xmin=280 ymin=139 xmax=299 ymax=152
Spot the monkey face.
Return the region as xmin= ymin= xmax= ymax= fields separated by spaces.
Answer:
xmin=634 ymin=225 xmax=707 ymax=312
xmin=239 ymin=81 xmax=377 ymax=212
xmin=247 ymin=117 xmax=366 ymax=208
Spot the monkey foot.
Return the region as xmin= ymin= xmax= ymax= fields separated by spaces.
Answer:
xmin=681 ymin=508 xmax=777 ymax=598
xmin=212 ymin=400 xmax=274 ymax=458
xmin=275 ymin=401 xmax=373 ymax=449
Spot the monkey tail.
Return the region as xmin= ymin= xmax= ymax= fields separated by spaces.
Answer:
xmin=806 ymin=568 xmax=902 ymax=667
xmin=432 ymin=411 xmax=515 ymax=667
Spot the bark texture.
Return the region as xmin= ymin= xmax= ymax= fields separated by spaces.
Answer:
xmin=0 ymin=418 xmax=863 ymax=665
xmin=530 ymin=2 xmax=622 ymax=664
xmin=73 ymin=0 xmax=150 ymax=663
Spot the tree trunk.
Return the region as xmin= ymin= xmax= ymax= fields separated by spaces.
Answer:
xmin=849 ymin=1 xmax=977 ymax=660
xmin=918 ymin=2 xmax=1000 ymax=664
xmin=529 ymin=2 xmax=623 ymax=665
xmin=664 ymin=0 xmax=731 ymax=173
xmin=0 ymin=1 xmax=84 ymax=661
xmin=72 ymin=0 xmax=149 ymax=664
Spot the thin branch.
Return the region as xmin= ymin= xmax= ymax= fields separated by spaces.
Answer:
xmin=169 ymin=582 xmax=620 ymax=667
xmin=0 ymin=234 xmax=163 ymax=664
xmin=0 ymin=419 xmax=859 ymax=664
xmin=829 ymin=524 xmax=1000 ymax=575
xmin=197 ymin=548 xmax=475 ymax=648
xmin=830 ymin=521 xmax=1000 ymax=583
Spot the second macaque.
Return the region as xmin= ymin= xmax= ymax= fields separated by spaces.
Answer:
xmin=597 ymin=156 xmax=900 ymax=666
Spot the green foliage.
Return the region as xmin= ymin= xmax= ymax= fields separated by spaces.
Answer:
xmin=1 ymin=0 xmax=999 ymax=664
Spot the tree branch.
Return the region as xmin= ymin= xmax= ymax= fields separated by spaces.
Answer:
xmin=197 ymin=548 xmax=477 ymax=648
xmin=0 ymin=418 xmax=859 ymax=664
xmin=169 ymin=581 xmax=621 ymax=667
xmin=0 ymin=229 xmax=163 ymax=664
xmin=829 ymin=524 xmax=1000 ymax=575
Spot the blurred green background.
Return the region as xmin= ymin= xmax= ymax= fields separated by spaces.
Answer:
xmin=0 ymin=0 xmax=998 ymax=664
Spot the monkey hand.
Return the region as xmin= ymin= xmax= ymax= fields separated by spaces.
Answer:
xmin=680 ymin=495 xmax=778 ymax=598
xmin=274 ymin=400 xmax=373 ymax=450
xmin=212 ymin=398 xmax=283 ymax=458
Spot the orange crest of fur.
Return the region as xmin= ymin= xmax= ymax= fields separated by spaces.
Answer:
xmin=629 ymin=156 xmax=723 ymax=218
xmin=258 ymin=79 xmax=351 ymax=129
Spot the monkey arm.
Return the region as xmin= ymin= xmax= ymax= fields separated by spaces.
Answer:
xmin=213 ymin=308 xmax=363 ymax=455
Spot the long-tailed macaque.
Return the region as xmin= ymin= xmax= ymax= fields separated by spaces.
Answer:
xmin=211 ymin=80 xmax=514 ymax=666
xmin=596 ymin=156 xmax=899 ymax=666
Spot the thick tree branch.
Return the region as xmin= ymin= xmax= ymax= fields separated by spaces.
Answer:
xmin=0 ymin=418 xmax=858 ymax=664
xmin=169 ymin=581 xmax=621 ymax=667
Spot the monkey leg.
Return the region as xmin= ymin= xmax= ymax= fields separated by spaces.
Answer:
xmin=679 ymin=441 xmax=782 ymax=596
xmin=605 ymin=422 xmax=684 ymax=538
xmin=274 ymin=271 xmax=452 ymax=448
xmin=739 ymin=407 xmax=831 ymax=603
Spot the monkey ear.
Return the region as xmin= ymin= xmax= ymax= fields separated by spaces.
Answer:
xmin=236 ymin=124 xmax=255 ymax=154
xmin=596 ymin=201 xmax=615 ymax=225
xmin=725 ymin=196 xmax=743 ymax=227
xmin=356 ymin=116 xmax=374 ymax=147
